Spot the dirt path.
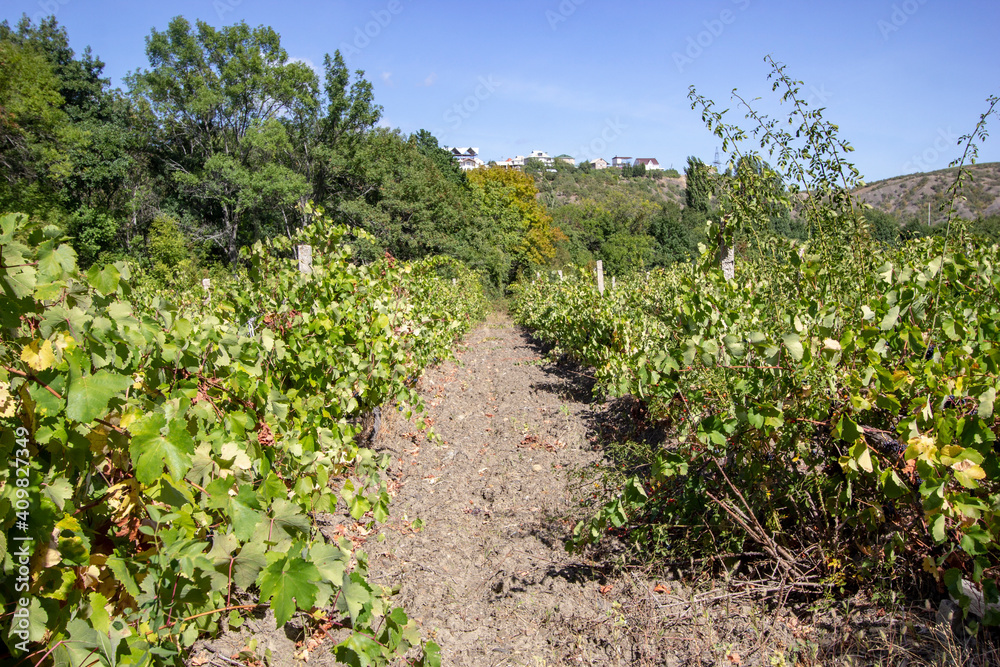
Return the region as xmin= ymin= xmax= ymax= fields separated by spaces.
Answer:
xmin=368 ymin=313 xmax=633 ymax=665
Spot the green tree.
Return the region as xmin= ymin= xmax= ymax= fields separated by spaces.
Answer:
xmin=298 ymin=50 xmax=384 ymax=222
xmin=410 ymin=129 xmax=463 ymax=186
xmin=864 ymin=208 xmax=902 ymax=246
xmin=625 ymin=161 xmax=646 ymax=178
xmin=650 ymin=201 xmax=697 ymax=265
xmin=550 ymin=190 xmax=657 ymax=275
xmin=0 ymin=32 xmax=80 ymax=209
xmin=970 ymin=214 xmax=1000 ymax=243
xmin=319 ymin=50 xmax=381 ymax=147
xmin=465 ymin=167 xmax=559 ymax=283
xmin=4 ymin=16 xmax=159 ymax=260
xmin=127 ymin=17 xmax=319 ymax=264
xmin=3 ymin=16 xmax=109 ymax=124
xmin=684 ymin=156 xmax=712 ymax=213
xmin=335 ymin=128 xmax=470 ymax=262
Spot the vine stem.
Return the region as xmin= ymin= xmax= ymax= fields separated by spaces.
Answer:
xmin=156 ymin=603 xmax=264 ymax=630
xmin=931 ymin=95 xmax=1000 ymax=333
xmin=226 ymin=557 xmax=235 ymax=609
xmin=3 ymin=365 xmax=61 ymax=398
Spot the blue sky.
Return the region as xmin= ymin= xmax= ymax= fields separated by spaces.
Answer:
xmin=5 ymin=0 xmax=998 ymax=182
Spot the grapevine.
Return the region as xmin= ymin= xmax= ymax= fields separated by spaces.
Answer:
xmin=0 ymin=208 xmax=485 ymax=664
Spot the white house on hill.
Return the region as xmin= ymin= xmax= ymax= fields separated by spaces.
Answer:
xmin=527 ymin=150 xmax=554 ymax=166
xmin=447 ymin=147 xmax=485 ymax=171
xmin=448 ymin=147 xmax=478 ymax=158
xmin=495 ymin=155 xmax=526 ymax=170
xmin=590 ymin=158 xmax=609 ymax=170
xmin=633 ymin=158 xmax=662 ymax=170
xmin=611 ymin=156 xmax=632 ymax=168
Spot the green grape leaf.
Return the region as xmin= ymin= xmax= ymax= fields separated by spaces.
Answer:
xmin=232 ymin=540 xmax=267 ymax=590
xmin=879 ymin=306 xmax=900 ymax=331
xmin=256 ymin=553 xmax=321 ymax=626
xmin=930 ymin=513 xmax=947 ymax=543
xmin=230 ymin=485 xmax=263 ymax=542
xmin=339 ymin=572 xmax=374 ymax=624
xmin=87 ymin=592 xmax=111 ymax=633
xmin=978 ymin=388 xmax=996 ymax=419
xmin=52 ymin=617 xmax=102 ymax=667
xmin=65 ymin=370 xmax=132 ymax=424
xmin=880 ymin=469 xmax=909 ymax=499
xmin=105 ymin=556 xmax=141 ymax=598
xmin=2 ymin=264 xmax=36 ymax=299
xmin=335 ymin=634 xmax=381 ymax=667
xmin=86 ymin=263 xmax=121 ymax=296
xmin=310 ymin=542 xmax=349 ymax=583
xmin=781 ymin=333 xmax=803 ymax=361
xmin=834 ymin=414 xmax=862 ymax=444
xmin=418 ymin=641 xmax=442 ymax=667
xmin=42 ymin=477 xmax=74 ymax=512
xmin=129 ymin=413 xmax=196 ymax=484
xmin=37 ymin=242 xmax=76 ymax=280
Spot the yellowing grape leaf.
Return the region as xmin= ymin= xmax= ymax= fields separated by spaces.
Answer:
xmin=953 ymin=459 xmax=986 ymax=489
xmin=906 ymin=434 xmax=937 ymax=462
xmin=854 ymin=444 xmax=873 ymax=473
xmin=21 ymin=339 xmax=56 ymax=372
xmin=0 ymin=383 xmax=16 ymax=418
xmin=940 ymin=445 xmax=964 ymax=464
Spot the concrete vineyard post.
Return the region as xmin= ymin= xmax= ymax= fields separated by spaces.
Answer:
xmin=596 ymin=260 xmax=604 ymax=295
xmin=558 ymin=270 xmax=564 ymax=282
xmin=297 ymin=244 xmax=313 ymax=275
xmin=717 ymin=218 xmax=735 ymax=281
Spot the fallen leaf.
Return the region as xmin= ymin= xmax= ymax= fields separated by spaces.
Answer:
xmin=599 ymin=584 xmax=613 ymax=595
xmin=726 ymin=652 xmax=742 ymax=665
xmin=653 ymin=583 xmax=670 ymax=593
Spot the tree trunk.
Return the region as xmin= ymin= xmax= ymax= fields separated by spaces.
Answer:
xmin=224 ymin=206 xmax=240 ymax=266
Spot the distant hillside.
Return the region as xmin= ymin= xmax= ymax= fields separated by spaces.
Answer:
xmin=854 ymin=162 xmax=1000 ymax=222
xmin=534 ymin=167 xmax=686 ymax=209
xmin=533 ymin=162 xmax=1000 ymax=223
